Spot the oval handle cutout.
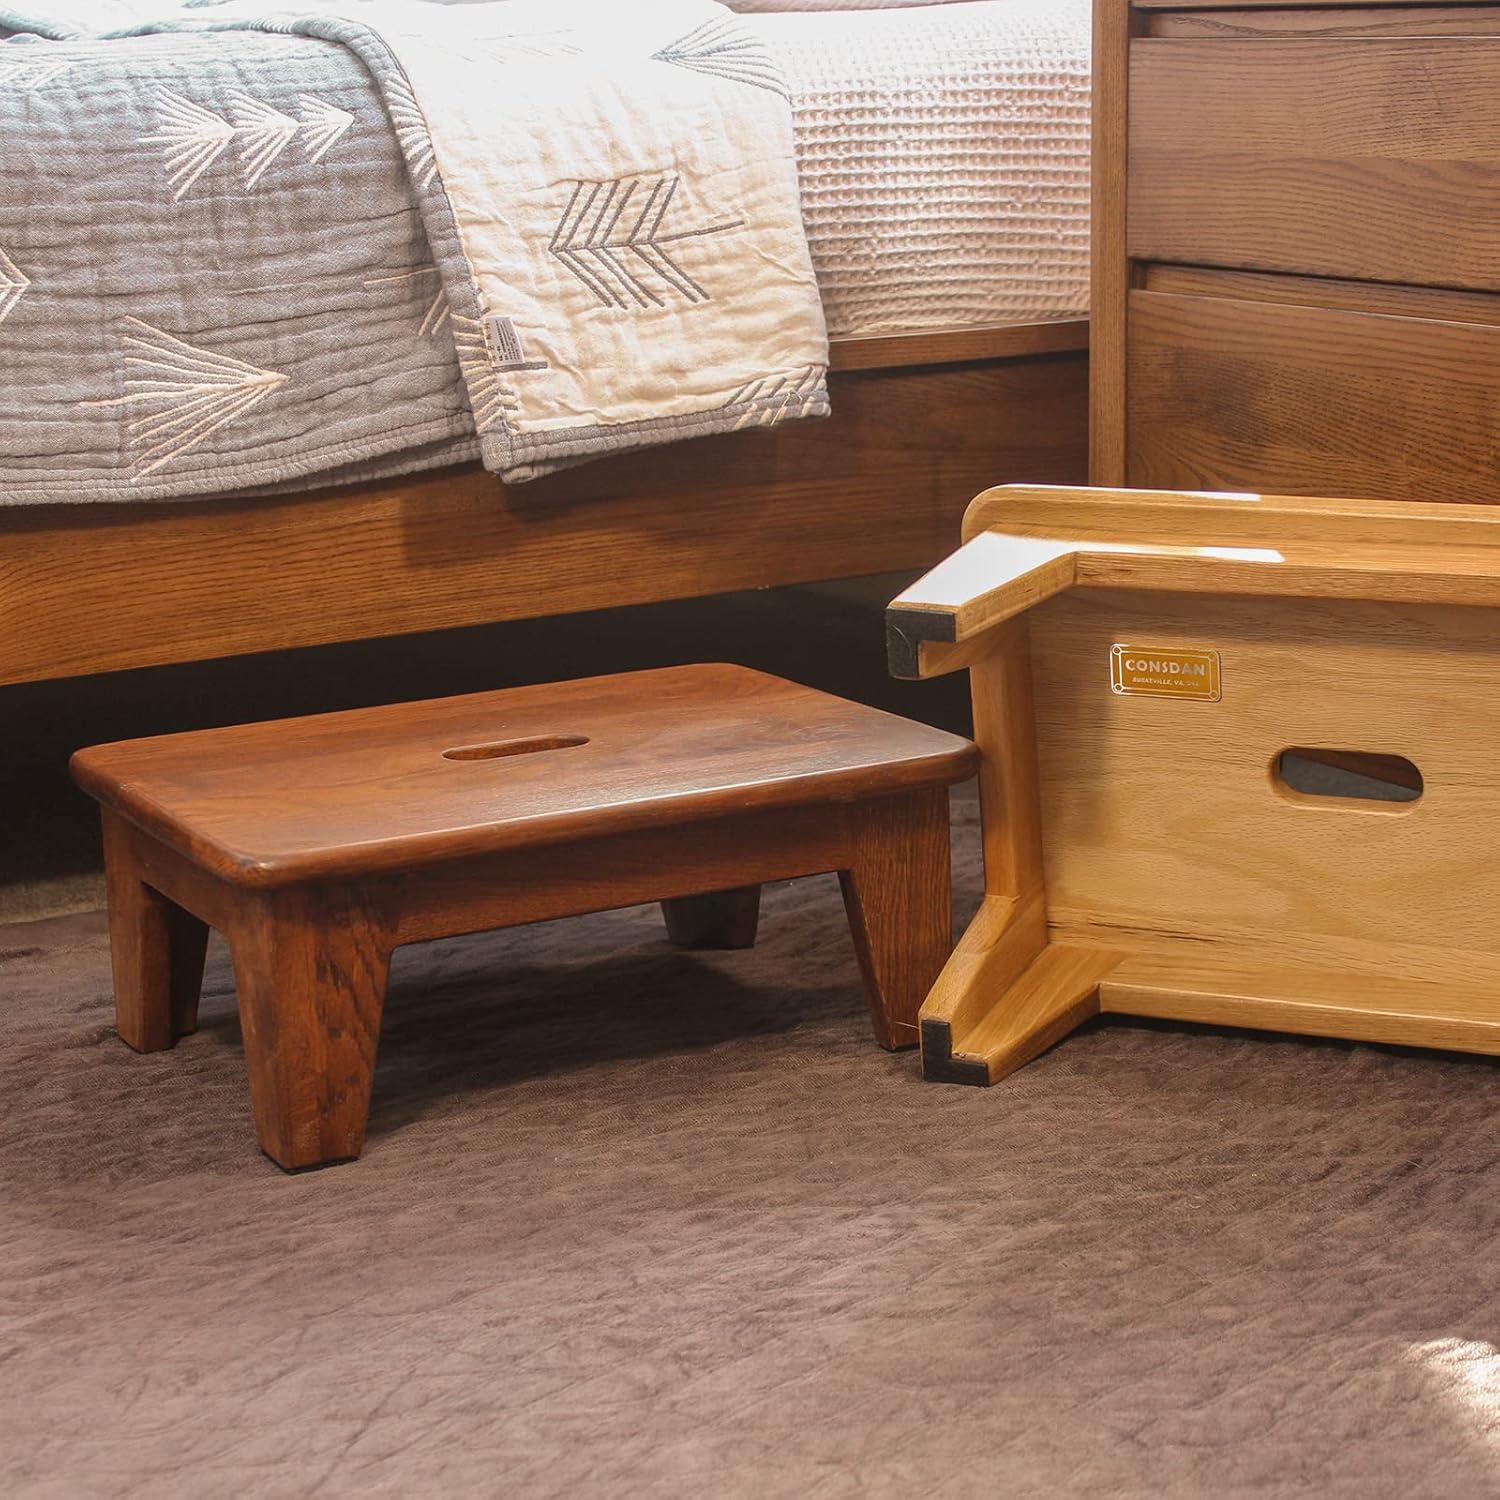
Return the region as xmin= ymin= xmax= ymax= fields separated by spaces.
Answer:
xmin=443 ymin=734 xmax=589 ymax=762
xmin=1273 ymin=748 xmax=1422 ymax=806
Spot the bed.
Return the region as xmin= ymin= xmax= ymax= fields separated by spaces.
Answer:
xmin=0 ymin=0 xmax=1090 ymax=686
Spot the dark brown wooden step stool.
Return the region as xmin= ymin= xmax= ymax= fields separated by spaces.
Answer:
xmin=72 ymin=665 xmax=976 ymax=1170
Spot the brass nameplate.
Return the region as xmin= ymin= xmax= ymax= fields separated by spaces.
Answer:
xmin=1110 ymin=644 xmax=1221 ymax=701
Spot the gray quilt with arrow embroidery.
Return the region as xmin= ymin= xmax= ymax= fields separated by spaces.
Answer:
xmin=0 ymin=0 xmax=829 ymax=504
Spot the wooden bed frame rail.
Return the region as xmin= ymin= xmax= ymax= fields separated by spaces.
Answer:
xmin=0 ymin=323 xmax=1087 ymax=686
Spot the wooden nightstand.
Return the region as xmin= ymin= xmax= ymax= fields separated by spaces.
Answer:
xmin=1092 ymin=0 xmax=1500 ymax=502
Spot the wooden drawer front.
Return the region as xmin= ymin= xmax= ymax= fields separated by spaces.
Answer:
xmin=1126 ymin=289 xmax=1500 ymax=501
xmin=1129 ymin=39 xmax=1500 ymax=290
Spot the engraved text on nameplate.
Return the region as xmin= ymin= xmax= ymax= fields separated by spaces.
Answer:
xmin=1109 ymin=644 xmax=1221 ymax=701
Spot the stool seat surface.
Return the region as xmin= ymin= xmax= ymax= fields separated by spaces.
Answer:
xmin=72 ymin=665 xmax=976 ymax=886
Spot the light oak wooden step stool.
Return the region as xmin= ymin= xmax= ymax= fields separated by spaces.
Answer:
xmin=887 ymin=484 xmax=1500 ymax=1083
xmin=72 ymin=665 xmax=976 ymax=1169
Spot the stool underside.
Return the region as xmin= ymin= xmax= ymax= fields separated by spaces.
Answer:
xmin=924 ymin=585 xmax=1500 ymax=1082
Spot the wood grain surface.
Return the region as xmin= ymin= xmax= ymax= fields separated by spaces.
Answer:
xmin=1028 ymin=587 xmax=1500 ymax=967
xmin=955 ymin=483 xmax=1500 ymax=550
xmin=1095 ymin=0 xmax=1500 ymax=493
xmin=1134 ymin=0 xmax=1500 ymax=15
xmin=660 ymin=886 xmax=763 ymax=950
xmin=78 ymin=665 xmax=976 ymax=1166
xmin=102 ymin=809 xmax=209 ymax=1054
xmin=889 ymin=484 xmax=1500 ymax=1080
xmin=1089 ymin=0 xmax=1143 ymax=484
xmin=0 ymin=353 xmax=1087 ymax=687
xmin=838 ymin=786 xmax=953 ymax=1050
xmin=1100 ymin=954 xmax=1500 ymax=1055
xmin=98 ymin=787 xmax=966 ymax=1169
xmin=230 ymin=881 xmax=398 ymax=1168
xmin=1143 ymin=264 xmax=1500 ymax=326
xmin=72 ymin=664 xmax=977 ymax=886
xmin=1125 ymin=287 xmax=1500 ymax=500
xmin=829 ymin=319 xmax=1087 ymax=372
xmin=889 ymin=492 xmax=1500 ymax=681
xmin=957 ymin=945 xmax=1122 ymax=1084
xmin=1128 ymin=38 xmax=1500 ymax=290
xmin=1148 ymin=5 xmax=1500 ymax=35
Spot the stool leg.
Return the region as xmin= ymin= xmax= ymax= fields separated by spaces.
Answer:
xmin=839 ymin=787 xmax=952 ymax=1051
xmin=227 ymin=886 xmax=395 ymax=1171
xmin=101 ymin=811 xmax=209 ymax=1053
xmin=661 ymin=886 xmax=761 ymax=949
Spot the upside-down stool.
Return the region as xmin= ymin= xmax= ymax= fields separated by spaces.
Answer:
xmin=72 ymin=665 xmax=976 ymax=1168
xmin=888 ymin=484 xmax=1500 ymax=1083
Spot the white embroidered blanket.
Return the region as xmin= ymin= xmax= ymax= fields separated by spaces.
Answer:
xmin=302 ymin=0 xmax=832 ymax=479
xmin=12 ymin=0 xmax=831 ymax=485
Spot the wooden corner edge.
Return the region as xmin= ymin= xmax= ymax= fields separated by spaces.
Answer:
xmin=886 ymin=606 xmax=957 ymax=680
xmin=919 ymin=1017 xmax=992 ymax=1086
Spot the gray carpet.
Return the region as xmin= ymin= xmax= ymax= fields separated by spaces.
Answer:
xmin=2 ymin=790 xmax=1498 ymax=1498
